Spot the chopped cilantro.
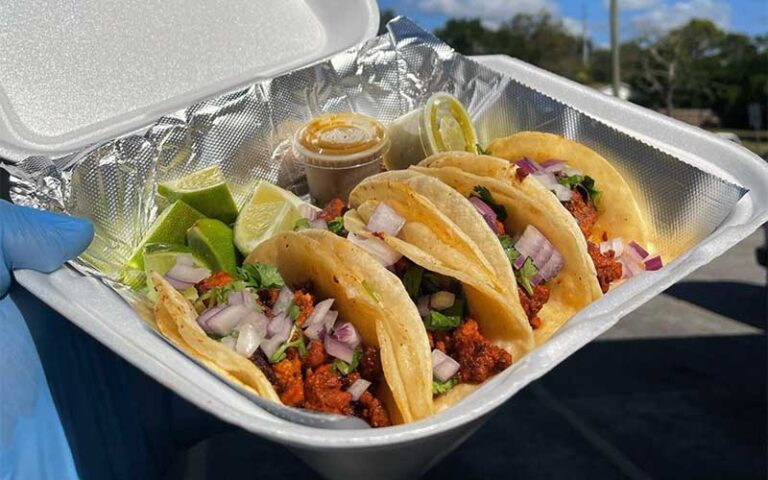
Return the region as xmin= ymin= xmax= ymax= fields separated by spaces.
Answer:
xmin=293 ymin=218 xmax=311 ymax=231
xmin=424 ymin=310 xmax=462 ymax=331
xmin=287 ymin=304 xmax=300 ymax=321
xmin=269 ymin=324 xmax=307 ymax=363
xmin=516 ymin=257 xmax=538 ymax=297
xmin=432 ymin=377 xmax=457 ymax=395
xmin=238 ymin=263 xmax=284 ymax=289
xmin=421 ymin=271 xmax=443 ymax=295
xmin=498 ymin=235 xmax=521 ymax=265
xmin=440 ymin=296 xmax=465 ymax=318
xmin=471 ymin=186 xmax=507 ymax=221
xmin=403 ymin=264 xmax=424 ymax=299
xmin=197 ymin=281 xmax=241 ymax=308
xmin=557 ymin=174 xmax=601 ymax=206
xmin=333 ymin=348 xmax=362 ymax=374
xmin=327 ymin=216 xmax=346 ymax=236
xmin=476 ymin=144 xmax=490 ymax=155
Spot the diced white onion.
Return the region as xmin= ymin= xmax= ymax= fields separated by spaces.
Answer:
xmin=310 ymin=219 xmax=328 ymax=230
xmin=366 ymin=202 xmax=406 ymax=236
xmin=205 ymin=305 xmax=252 ymax=336
xmin=347 ymin=379 xmax=371 ymax=401
xmin=347 ymin=232 xmax=402 ymax=267
xmin=430 ymin=291 xmax=455 ymax=310
xmin=272 ymin=286 xmax=294 ymax=315
xmin=431 ymin=349 xmax=460 ymax=382
xmin=220 ymin=336 xmax=236 ymax=350
xmin=304 ymin=298 xmax=335 ymax=328
xmin=417 ymin=295 xmax=431 ymax=317
xmin=235 ymin=322 xmax=265 ymax=357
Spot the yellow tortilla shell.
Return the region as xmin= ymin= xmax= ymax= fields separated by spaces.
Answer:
xmin=246 ymin=231 xmax=430 ymax=423
xmin=152 ymin=273 xmax=281 ymax=402
xmin=488 ymin=132 xmax=654 ymax=251
xmin=412 ymin=157 xmax=602 ymax=345
xmin=346 ymin=180 xmax=534 ymax=410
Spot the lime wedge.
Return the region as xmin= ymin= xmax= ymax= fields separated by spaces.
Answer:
xmin=234 ymin=181 xmax=304 ymax=255
xmin=143 ymin=243 xmax=209 ymax=300
xmin=157 ymin=165 xmax=239 ymax=224
xmin=187 ymin=219 xmax=238 ymax=275
xmin=125 ymin=200 xmax=205 ymax=271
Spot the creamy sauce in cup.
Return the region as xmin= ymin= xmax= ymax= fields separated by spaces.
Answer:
xmin=293 ymin=113 xmax=389 ymax=204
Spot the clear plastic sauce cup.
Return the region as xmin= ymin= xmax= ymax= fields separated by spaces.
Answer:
xmin=293 ymin=113 xmax=390 ymax=205
xmin=384 ymin=92 xmax=478 ymax=170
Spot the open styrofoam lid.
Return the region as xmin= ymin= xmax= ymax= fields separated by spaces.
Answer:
xmin=0 ymin=0 xmax=379 ymax=161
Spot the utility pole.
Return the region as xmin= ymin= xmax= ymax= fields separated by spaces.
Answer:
xmin=610 ymin=0 xmax=620 ymax=97
xmin=581 ymin=0 xmax=589 ymax=66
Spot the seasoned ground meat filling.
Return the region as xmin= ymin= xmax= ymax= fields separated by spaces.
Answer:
xmin=587 ymin=242 xmax=623 ymax=293
xmin=318 ymin=198 xmax=347 ymax=221
xmin=234 ymin=286 xmax=390 ymax=426
xmin=451 ymin=320 xmax=512 ymax=384
xmin=195 ymin=271 xmax=234 ymax=296
xmin=427 ymin=320 xmax=511 ymax=385
xmin=292 ymin=291 xmax=314 ymax=326
xmin=562 ymin=188 xmax=597 ymax=238
xmin=304 ymin=364 xmax=354 ymax=415
xmin=517 ymin=284 xmax=550 ymax=329
xmin=359 ymin=346 xmax=384 ymax=384
xmin=272 ymin=350 xmax=304 ymax=407
xmin=515 ymin=167 xmax=530 ymax=182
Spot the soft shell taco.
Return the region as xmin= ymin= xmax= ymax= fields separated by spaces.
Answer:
xmin=340 ymin=178 xmax=534 ymax=410
xmin=152 ymin=229 xmax=433 ymax=426
xmin=487 ymin=132 xmax=661 ymax=288
xmin=408 ymin=158 xmax=603 ymax=344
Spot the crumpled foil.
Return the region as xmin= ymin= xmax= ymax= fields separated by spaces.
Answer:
xmin=4 ymin=17 xmax=747 ymax=295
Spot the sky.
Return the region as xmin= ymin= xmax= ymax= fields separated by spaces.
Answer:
xmin=378 ymin=0 xmax=768 ymax=46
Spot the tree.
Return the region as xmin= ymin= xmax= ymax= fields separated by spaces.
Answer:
xmin=435 ymin=13 xmax=585 ymax=80
xmin=630 ymin=20 xmax=725 ymax=112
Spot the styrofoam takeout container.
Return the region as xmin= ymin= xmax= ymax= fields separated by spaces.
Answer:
xmin=4 ymin=3 xmax=768 ymax=480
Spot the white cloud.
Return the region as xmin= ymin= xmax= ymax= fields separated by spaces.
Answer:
xmin=417 ymin=0 xmax=559 ymax=29
xmin=630 ymin=0 xmax=730 ymax=35
xmin=562 ymin=17 xmax=587 ymax=37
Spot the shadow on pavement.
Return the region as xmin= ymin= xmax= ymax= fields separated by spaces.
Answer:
xmin=425 ymin=335 xmax=766 ymax=480
xmin=664 ymin=281 xmax=766 ymax=330
xmin=171 ymin=335 xmax=766 ymax=479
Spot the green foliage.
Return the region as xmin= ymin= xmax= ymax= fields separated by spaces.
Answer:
xmin=327 ymin=217 xmax=346 ymax=237
xmin=471 ymin=186 xmax=507 ymax=221
xmin=333 ymin=348 xmax=363 ymax=375
xmin=238 ymin=263 xmax=284 ymax=289
xmin=424 ymin=310 xmax=462 ymax=331
xmin=432 ymin=377 xmax=458 ymax=395
xmin=430 ymin=12 xmax=765 ymax=129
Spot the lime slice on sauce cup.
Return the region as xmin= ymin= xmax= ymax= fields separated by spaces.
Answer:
xmin=233 ymin=181 xmax=304 ymax=256
xmin=186 ymin=219 xmax=238 ymax=275
xmin=143 ymin=243 xmax=210 ymax=300
xmin=426 ymin=93 xmax=478 ymax=153
xmin=157 ymin=165 xmax=239 ymax=224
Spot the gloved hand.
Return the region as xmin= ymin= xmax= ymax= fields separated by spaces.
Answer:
xmin=1 ymin=200 xmax=233 ymax=480
xmin=1 ymin=201 xmax=93 ymax=480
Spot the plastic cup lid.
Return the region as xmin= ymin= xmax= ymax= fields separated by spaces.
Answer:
xmin=0 ymin=0 xmax=379 ymax=161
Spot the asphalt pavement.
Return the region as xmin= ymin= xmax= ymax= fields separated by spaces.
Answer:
xmin=168 ymin=228 xmax=767 ymax=479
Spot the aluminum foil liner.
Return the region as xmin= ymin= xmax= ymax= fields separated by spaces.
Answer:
xmin=4 ymin=16 xmax=747 ymax=299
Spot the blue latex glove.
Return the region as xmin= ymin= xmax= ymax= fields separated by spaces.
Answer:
xmin=1 ymin=201 xmax=232 ymax=480
xmin=1 ymin=201 xmax=92 ymax=479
